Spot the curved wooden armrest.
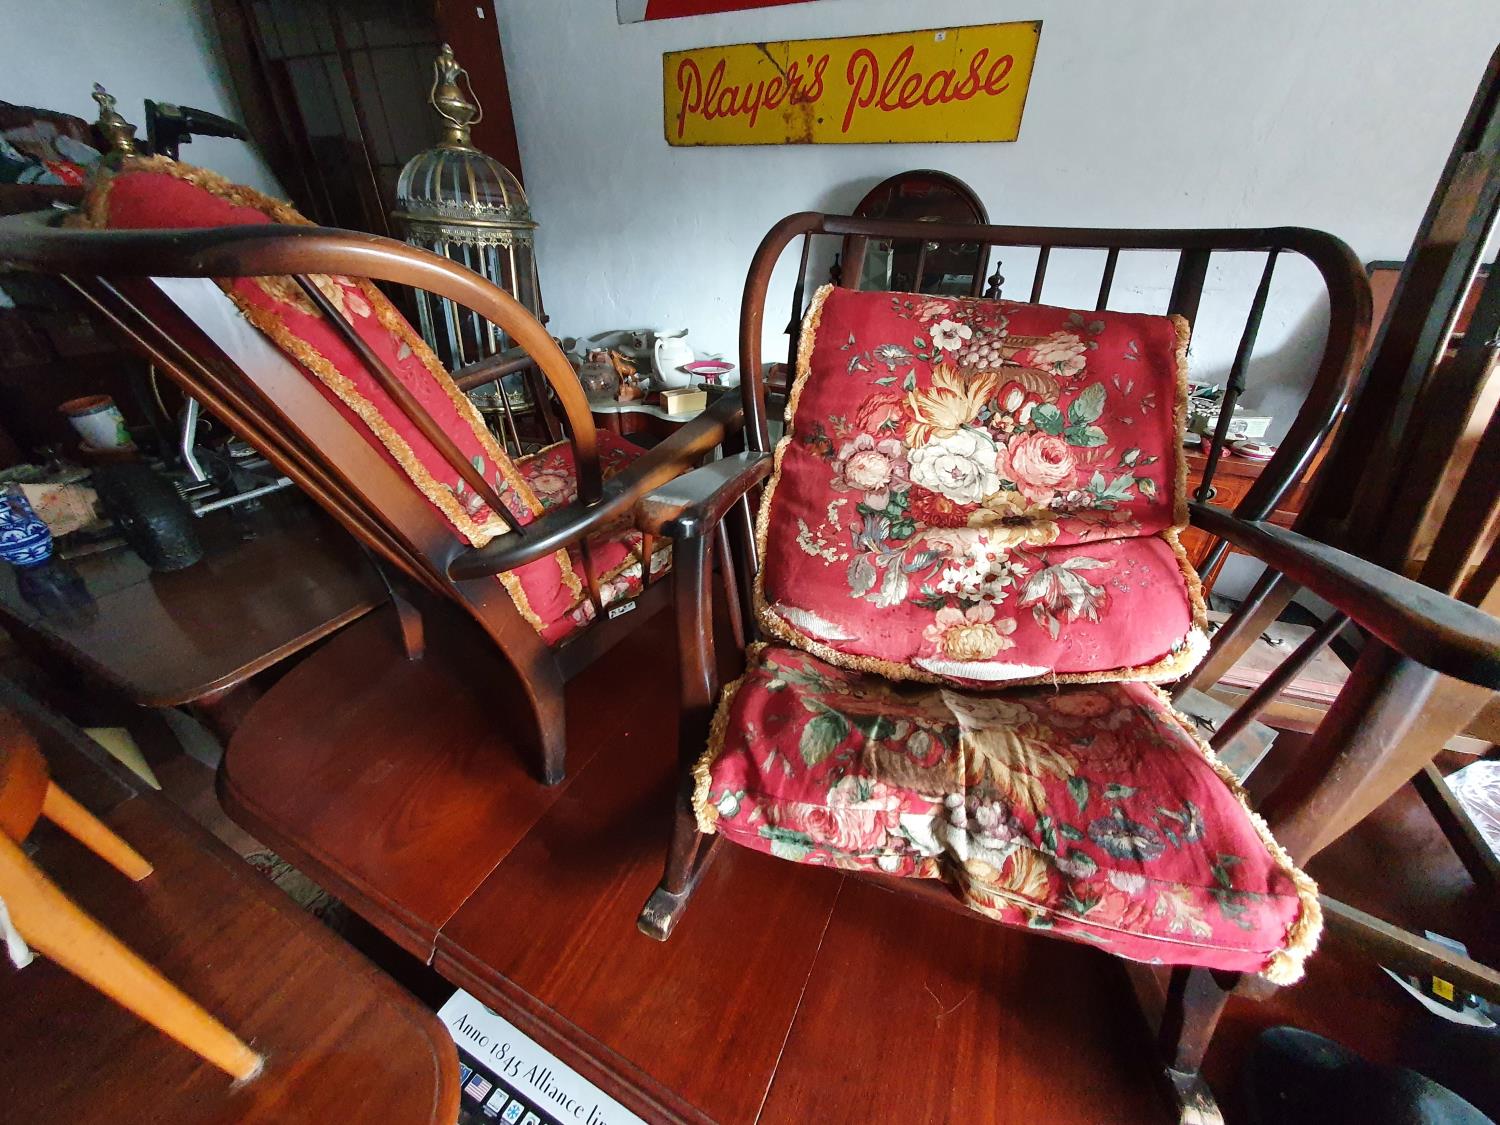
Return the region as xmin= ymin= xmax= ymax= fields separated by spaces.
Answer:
xmin=447 ymin=395 xmax=743 ymax=579
xmin=1190 ymin=502 xmax=1500 ymax=688
xmin=636 ymin=452 xmax=773 ymax=538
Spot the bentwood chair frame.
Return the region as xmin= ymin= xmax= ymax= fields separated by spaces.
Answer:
xmin=0 ymin=213 xmax=742 ymax=786
xmin=618 ymin=208 xmax=1500 ymax=1120
xmin=1185 ymin=46 xmax=1500 ymax=892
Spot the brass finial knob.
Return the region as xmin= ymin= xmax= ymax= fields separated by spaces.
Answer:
xmin=91 ymin=83 xmax=139 ymax=157
xmin=430 ymin=44 xmax=482 ymax=149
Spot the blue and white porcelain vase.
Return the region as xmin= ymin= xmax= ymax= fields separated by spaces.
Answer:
xmin=0 ymin=487 xmax=53 ymax=567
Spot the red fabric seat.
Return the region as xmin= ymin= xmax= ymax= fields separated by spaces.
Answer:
xmin=515 ymin=434 xmax=671 ymax=644
xmin=695 ymin=643 xmax=1319 ymax=981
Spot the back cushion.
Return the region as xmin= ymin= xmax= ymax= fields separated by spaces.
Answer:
xmin=756 ymin=285 xmax=1207 ymax=686
xmin=81 ymin=155 xmax=584 ymax=635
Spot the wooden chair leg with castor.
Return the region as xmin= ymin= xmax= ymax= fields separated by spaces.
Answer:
xmin=0 ymin=832 xmax=263 ymax=1081
xmin=638 ymin=784 xmax=719 ymax=941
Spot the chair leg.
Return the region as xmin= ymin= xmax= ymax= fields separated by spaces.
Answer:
xmin=1154 ymin=966 xmax=1235 ymax=1125
xmin=390 ymin=589 xmax=426 ymax=662
xmin=637 ymin=781 xmax=716 ymax=942
xmin=0 ymin=833 xmax=262 ymax=1081
xmin=41 ymin=783 xmax=153 ymax=882
xmin=639 ymin=529 xmax=726 ymax=940
xmin=527 ymin=673 xmax=569 ymax=787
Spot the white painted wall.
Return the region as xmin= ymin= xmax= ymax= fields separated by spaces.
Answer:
xmin=5 ymin=0 xmax=280 ymax=196
xmin=493 ymin=0 xmax=1499 ymax=433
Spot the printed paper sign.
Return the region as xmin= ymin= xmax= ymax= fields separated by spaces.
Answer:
xmin=439 ymin=990 xmax=646 ymax=1125
xmin=664 ymin=21 xmax=1042 ymax=146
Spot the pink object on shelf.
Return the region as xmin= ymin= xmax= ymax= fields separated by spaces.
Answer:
xmin=680 ymin=359 xmax=735 ymax=384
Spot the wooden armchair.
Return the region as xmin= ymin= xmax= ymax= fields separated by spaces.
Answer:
xmin=629 ymin=212 xmax=1500 ymax=1119
xmin=0 ymin=156 xmax=741 ymax=786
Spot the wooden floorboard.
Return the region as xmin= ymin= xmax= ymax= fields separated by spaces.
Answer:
xmin=437 ymin=678 xmax=846 ymax=1125
xmin=219 ymin=605 xmax=603 ymax=958
xmin=207 ymin=602 xmax=1498 ymax=1123
xmin=756 ymin=877 xmax=1169 ymax=1124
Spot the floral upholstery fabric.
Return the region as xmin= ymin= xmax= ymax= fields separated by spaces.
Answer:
xmin=757 ymin=285 xmax=1207 ymax=686
xmin=695 ymin=644 xmax=1320 ymax=982
xmin=517 ymin=435 xmax=671 ymax=644
xmin=81 ymin=155 xmax=609 ymax=646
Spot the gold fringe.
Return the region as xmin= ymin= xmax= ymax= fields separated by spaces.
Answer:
xmin=749 ymin=284 xmax=828 ymax=655
xmin=82 ymin=153 xmax=311 ymax=228
xmin=82 ymin=154 xmax=546 ymax=541
xmin=1165 ymin=314 xmax=1209 ymax=637
xmin=1149 ymin=684 xmax=1324 ymax=983
xmin=495 ymin=570 xmax=550 ymax=634
xmin=689 ymin=643 xmax=764 ymax=834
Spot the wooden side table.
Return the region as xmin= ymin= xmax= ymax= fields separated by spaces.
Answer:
xmin=0 ymin=492 xmax=385 ymax=739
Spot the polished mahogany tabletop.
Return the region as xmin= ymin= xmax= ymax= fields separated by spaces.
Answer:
xmin=0 ymin=491 xmax=385 ymax=708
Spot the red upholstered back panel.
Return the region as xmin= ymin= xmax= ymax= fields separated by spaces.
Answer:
xmin=82 ymin=156 xmax=587 ymax=637
xmin=756 ymin=285 xmax=1207 ymax=686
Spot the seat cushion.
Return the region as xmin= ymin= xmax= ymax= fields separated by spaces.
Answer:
xmin=516 ymin=433 xmax=671 ymax=644
xmin=81 ymin=155 xmax=593 ymax=645
xmin=756 ymin=285 xmax=1207 ymax=687
xmin=694 ymin=643 xmax=1320 ymax=982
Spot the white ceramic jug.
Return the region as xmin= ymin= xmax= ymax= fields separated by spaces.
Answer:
xmin=653 ymin=329 xmax=694 ymax=388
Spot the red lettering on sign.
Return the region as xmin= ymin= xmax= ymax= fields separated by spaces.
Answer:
xmin=678 ymin=39 xmax=1019 ymax=138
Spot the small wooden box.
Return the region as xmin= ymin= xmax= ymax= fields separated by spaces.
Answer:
xmin=660 ymin=387 xmax=708 ymax=415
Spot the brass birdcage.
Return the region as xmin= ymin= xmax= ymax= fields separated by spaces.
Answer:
xmin=393 ymin=45 xmax=541 ymax=379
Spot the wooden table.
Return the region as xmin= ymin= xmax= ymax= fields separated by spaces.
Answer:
xmin=591 ymin=386 xmax=733 ymax=443
xmin=0 ymin=680 xmax=459 ymax=1124
xmin=0 ymin=492 xmax=385 ymax=737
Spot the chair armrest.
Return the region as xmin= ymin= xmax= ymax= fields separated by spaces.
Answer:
xmin=636 ymin=451 xmax=773 ymax=538
xmin=446 ymin=395 xmax=743 ymax=580
xmin=1190 ymin=502 xmax=1500 ymax=688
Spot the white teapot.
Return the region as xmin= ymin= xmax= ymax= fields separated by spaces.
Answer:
xmin=652 ymin=329 xmax=694 ymax=388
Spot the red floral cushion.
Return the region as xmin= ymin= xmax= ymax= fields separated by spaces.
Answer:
xmin=81 ymin=155 xmax=592 ymax=645
xmin=695 ymin=644 xmax=1320 ymax=982
xmin=756 ymin=285 xmax=1207 ymax=686
xmin=516 ymin=434 xmax=671 ymax=643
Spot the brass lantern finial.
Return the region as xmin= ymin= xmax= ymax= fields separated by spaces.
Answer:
xmin=91 ymin=83 xmax=139 ymax=157
xmin=430 ymin=44 xmax=482 ymax=150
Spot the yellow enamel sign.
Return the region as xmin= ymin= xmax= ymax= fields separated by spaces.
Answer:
xmin=664 ymin=21 xmax=1041 ymax=146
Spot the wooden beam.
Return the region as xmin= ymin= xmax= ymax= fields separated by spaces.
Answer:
xmin=1320 ymin=895 xmax=1500 ymax=1004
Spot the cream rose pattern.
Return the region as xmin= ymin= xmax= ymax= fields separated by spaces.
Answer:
xmin=792 ymin=291 xmax=1175 ymax=660
xmin=907 ymin=428 xmax=1000 ymax=505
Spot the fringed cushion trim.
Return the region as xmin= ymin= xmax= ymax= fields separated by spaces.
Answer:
xmin=1149 ymin=684 xmax=1324 ymax=983
xmin=360 ymin=287 xmax=543 ymax=524
xmin=82 ymin=153 xmax=311 ymax=228
xmin=690 ymin=645 xmax=763 ymax=834
xmin=495 ymin=571 xmax=550 ymax=634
